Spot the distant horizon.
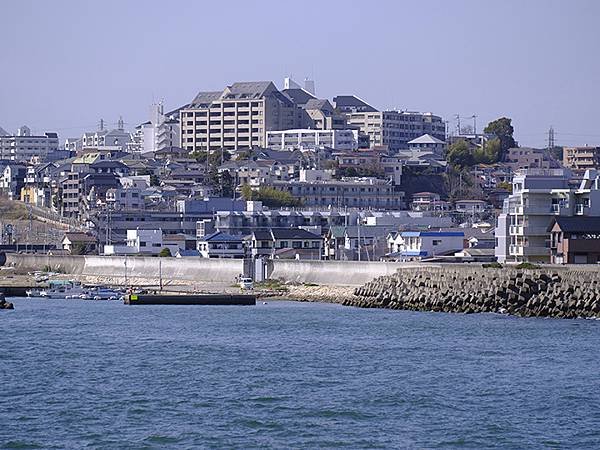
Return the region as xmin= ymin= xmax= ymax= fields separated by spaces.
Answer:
xmin=1 ymin=0 xmax=599 ymax=148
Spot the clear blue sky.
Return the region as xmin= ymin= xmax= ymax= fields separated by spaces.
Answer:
xmin=1 ymin=0 xmax=599 ymax=147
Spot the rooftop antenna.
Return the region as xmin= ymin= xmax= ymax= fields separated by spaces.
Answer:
xmin=117 ymin=116 xmax=124 ymax=131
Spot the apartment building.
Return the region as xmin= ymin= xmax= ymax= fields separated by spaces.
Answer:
xmin=58 ymin=171 xmax=81 ymax=218
xmin=271 ymin=177 xmax=404 ymax=209
xmin=0 ymin=126 xmax=59 ymax=162
xmin=81 ymin=127 xmax=131 ymax=153
xmin=563 ymin=146 xmax=600 ymax=174
xmin=343 ymin=110 xmax=445 ymax=152
xmin=180 ymin=81 xmax=304 ymax=153
xmin=504 ymin=147 xmax=558 ymax=171
xmin=266 ymin=129 xmax=358 ymax=151
xmin=495 ymin=169 xmax=600 ymax=263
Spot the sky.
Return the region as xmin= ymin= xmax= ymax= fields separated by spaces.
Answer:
xmin=1 ymin=0 xmax=599 ymax=148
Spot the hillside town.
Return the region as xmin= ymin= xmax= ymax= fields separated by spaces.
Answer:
xmin=1 ymin=77 xmax=599 ymax=266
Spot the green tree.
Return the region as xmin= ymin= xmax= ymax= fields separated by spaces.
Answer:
xmin=219 ymin=170 xmax=234 ymax=198
xmin=159 ymin=248 xmax=172 ymax=257
xmin=484 ymin=117 xmax=517 ymax=157
xmin=240 ymin=185 xmax=301 ymax=207
xmin=447 ymin=140 xmax=475 ymax=168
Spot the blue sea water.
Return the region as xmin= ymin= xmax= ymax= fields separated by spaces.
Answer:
xmin=1 ymin=298 xmax=599 ymax=449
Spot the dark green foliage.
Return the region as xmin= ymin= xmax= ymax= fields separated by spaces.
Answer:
xmin=240 ymin=185 xmax=301 ymax=208
xmin=159 ymin=248 xmax=172 ymax=257
xmin=447 ymin=140 xmax=475 ymax=168
xmin=484 ymin=117 xmax=517 ymax=156
xmin=482 ymin=262 xmax=503 ymax=269
xmin=515 ymin=262 xmax=541 ymax=270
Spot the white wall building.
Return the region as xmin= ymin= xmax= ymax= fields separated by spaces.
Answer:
xmin=388 ymin=231 xmax=464 ymax=260
xmin=103 ymin=229 xmax=179 ymax=255
xmin=266 ymin=129 xmax=358 ymax=151
xmin=0 ymin=126 xmax=59 ymax=161
xmin=495 ymin=168 xmax=600 ymax=263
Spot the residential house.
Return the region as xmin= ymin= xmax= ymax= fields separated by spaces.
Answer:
xmin=249 ymin=228 xmax=323 ymax=260
xmin=387 ymin=231 xmax=464 ymax=261
xmin=61 ymin=232 xmax=97 ymax=254
xmin=197 ymin=231 xmax=245 ymax=258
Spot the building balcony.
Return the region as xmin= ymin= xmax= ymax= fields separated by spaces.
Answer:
xmin=509 ymin=245 xmax=549 ymax=257
xmin=510 ymin=205 xmax=553 ymax=215
xmin=510 ymin=225 xmax=550 ymax=236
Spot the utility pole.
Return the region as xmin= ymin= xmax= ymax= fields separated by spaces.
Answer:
xmin=357 ymin=216 xmax=361 ymax=262
xmin=159 ymin=258 xmax=163 ymax=291
xmin=455 ymin=114 xmax=461 ymax=136
xmin=472 ymin=114 xmax=477 ymax=135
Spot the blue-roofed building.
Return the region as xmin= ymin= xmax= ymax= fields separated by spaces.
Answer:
xmin=197 ymin=231 xmax=245 ymax=259
xmin=387 ymin=230 xmax=465 ymax=261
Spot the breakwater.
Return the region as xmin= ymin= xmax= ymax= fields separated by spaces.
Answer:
xmin=348 ymin=267 xmax=600 ymax=319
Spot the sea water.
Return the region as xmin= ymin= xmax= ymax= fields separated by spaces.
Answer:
xmin=1 ymin=298 xmax=599 ymax=449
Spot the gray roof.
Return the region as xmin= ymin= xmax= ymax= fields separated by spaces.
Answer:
xmin=282 ymin=88 xmax=316 ymax=106
xmin=226 ymin=81 xmax=273 ymax=97
xmin=408 ymin=134 xmax=446 ymax=145
xmin=548 ymin=216 xmax=600 ymax=233
xmin=189 ymin=81 xmax=291 ymax=107
xmin=304 ymin=98 xmax=332 ymax=111
xmin=333 ymin=95 xmax=377 ymax=112
xmin=190 ymin=91 xmax=222 ymax=107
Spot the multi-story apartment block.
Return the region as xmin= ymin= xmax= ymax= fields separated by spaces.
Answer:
xmin=343 ymin=110 xmax=445 ymax=152
xmin=282 ymin=88 xmax=347 ymax=130
xmin=495 ymin=168 xmax=600 ymax=263
xmin=58 ymin=171 xmax=81 ymax=218
xmin=180 ymin=81 xmax=304 ymax=153
xmin=271 ymin=177 xmax=404 ymax=209
xmin=266 ymin=129 xmax=358 ymax=151
xmin=81 ymin=126 xmax=131 ymax=153
xmin=504 ymin=147 xmax=558 ymax=171
xmin=130 ymin=103 xmax=185 ymax=154
xmin=563 ymin=146 xmax=600 ymax=174
xmin=0 ymin=126 xmax=59 ymax=162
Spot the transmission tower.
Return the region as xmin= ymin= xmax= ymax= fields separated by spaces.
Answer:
xmin=548 ymin=126 xmax=555 ymax=151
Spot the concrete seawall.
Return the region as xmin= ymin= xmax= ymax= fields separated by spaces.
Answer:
xmin=4 ymin=254 xmax=418 ymax=286
xmin=5 ymin=254 xmax=244 ymax=283
xmin=267 ymin=260 xmax=417 ymax=286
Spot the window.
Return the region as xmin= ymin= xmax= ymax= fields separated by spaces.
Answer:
xmin=292 ymin=241 xmax=302 ymax=249
xmin=432 ymin=240 xmax=441 ymax=246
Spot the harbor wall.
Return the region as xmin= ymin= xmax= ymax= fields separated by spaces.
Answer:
xmin=4 ymin=254 xmax=415 ymax=286
xmin=268 ymin=260 xmax=414 ymax=286
xmin=4 ymin=254 xmax=244 ymax=283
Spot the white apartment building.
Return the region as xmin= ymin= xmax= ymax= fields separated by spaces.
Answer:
xmin=495 ymin=169 xmax=600 ymax=263
xmin=0 ymin=126 xmax=59 ymax=162
xmin=130 ymin=103 xmax=183 ymax=154
xmin=81 ymin=127 xmax=131 ymax=153
xmin=266 ymin=129 xmax=358 ymax=151
xmin=343 ymin=110 xmax=445 ymax=152
xmin=272 ymin=177 xmax=404 ymax=209
xmin=180 ymin=81 xmax=304 ymax=153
